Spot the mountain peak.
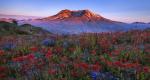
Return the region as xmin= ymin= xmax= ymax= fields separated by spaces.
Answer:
xmin=44 ymin=9 xmax=104 ymax=21
xmin=57 ymin=9 xmax=101 ymax=18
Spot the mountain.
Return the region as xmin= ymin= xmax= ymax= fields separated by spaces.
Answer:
xmin=43 ymin=9 xmax=105 ymax=21
xmin=18 ymin=9 xmax=150 ymax=34
xmin=130 ymin=22 xmax=150 ymax=30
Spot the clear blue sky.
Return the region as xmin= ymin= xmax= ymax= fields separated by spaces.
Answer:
xmin=0 ymin=0 xmax=150 ymax=23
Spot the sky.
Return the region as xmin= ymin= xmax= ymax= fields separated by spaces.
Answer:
xmin=0 ymin=0 xmax=150 ymax=23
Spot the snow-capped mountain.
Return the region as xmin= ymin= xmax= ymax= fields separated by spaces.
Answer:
xmin=18 ymin=9 xmax=150 ymax=34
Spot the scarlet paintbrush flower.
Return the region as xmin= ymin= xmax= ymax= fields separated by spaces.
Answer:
xmin=99 ymin=56 xmax=106 ymax=62
xmin=79 ymin=63 xmax=89 ymax=70
xmin=0 ymin=66 xmax=7 ymax=72
xmin=59 ymin=64 xmax=66 ymax=68
xmin=123 ymin=63 xmax=136 ymax=69
xmin=68 ymin=47 xmax=76 ymax=52
xmin=0 ymin=73 xmax=6 ymax=78
xmin=73 ymin=63 xmax=79 ymax=69
xmin=30 ymin=47 xmax=38 ymax=52
xmin=45 ymin=50 xmax=52 ymax=59
xmin=54 ymin=47 xmax=63 ymax=54
xmin=91 ymin=50 xmax=96 ymax=55
xmin=143 ymin=66 xmax=150 ymax=73
xmin=27 ymin=54 xmax=35 ymax=60
xmin=71 ymin=71 xmax=78 ymax=77
xmin=61 ymin=56 xmax=68 ymax=62
xmin=41 ymin=48 xmax=47 ymax=53
xmin=12 ymin=56 xmax=25 ymax=62
xmin=112 ymin=36 xmax=117 ymax=44
xmin=92 ymin=64 xmax=101 ymax=71
xmin=145 ymin=48 xmax=150 ymax=53
xmin=113 ymin=61 xmax=123 ymax=67
xmin=48 ymin=69 xmax=56 ymax=75
xmin=47 ymin=49 xmax=52 ymax=54
xmin=0 ymin=50 xmax=4 ymax=56
xmin=121 ymin=59 xmax=127 ymax=63
xmin=36 ymin=58 xmax=45 ymax=69
xmin=106 ymin=61 xmax=113 ymax=67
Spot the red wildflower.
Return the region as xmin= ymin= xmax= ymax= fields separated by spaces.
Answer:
xmin=55 ymin=47 xmax=63 ymax=53
xmin=73 ymin=63 xmax=79 ymax=69
xmin=92 ymin=64 xmax=101 ymax=71
xmin=69 ymin=47 xmax=76 ymax=52
xmin=145 ymin=48 xmax=150 ymax=53
xmin=106 ymin=61 xmax=113 ymax=66
xmin=113 ymin=61 xmax=123 ymax=67
xmin=79 ymin=63 xmax=89 ymax=70
xmin=36 ymin=58 xmax=45 ymax=69
xmin=90 ymin=50 xmax=96 ymax=55
xmin=0 ymin=66 xmax=7 ymax=72
xmin=112 ymin=36 xmax=117 ymax=44
xmin=99 ymin=56 xmax=106 ymax=62
xmin=12 ymin=56 xmax=25 ymax=62
xmin=30 ymin=47 xmax=38 ymax=52
xmin=0 ymin=73 xmax=6 ymax=78
xmin=0 ymin=66 xmax=7 ymax=78
xmin=0 ymin=50 xmax=4 ymax=56
xmin=45 ymin=50 xmax=52 ymax=59
xmin=123 ymin=63 xmax=136 ymax=69
xmin=61 ymin=56 xmax=68 ymax=62
xmin=41 ymin=48 xmax=47 ymax=53
xmin=71 ymin=71 xmax=78 ymax=77
xmin=143 ymin=66 xmax=150 ymax=73
xmin=60 ymin=64 xmax=66 ymax=68
xmin=121 ymin=59 xmax=127 ymax=63
xmin=48 ymin=69 xmax=56 ymax=75
xmin=27 ymin=54 xmax=35 ymax=60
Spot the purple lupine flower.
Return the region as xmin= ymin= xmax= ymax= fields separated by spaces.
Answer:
xmin=41 ymin=39 xmax=56 ymax=47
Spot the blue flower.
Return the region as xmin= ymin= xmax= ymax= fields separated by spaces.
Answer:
xmin=90 ymin=72 xmax=99 ymax=80
xmin=3 ymin=43 xmax=16 ymax=51
xmin=139 ymin=44 xmax=144 ymax=50
xmin=62 ymin=40 xmax=69 ymax=48
xmin=90 ymin=71 xmax=118 ymax=80
xmin=41 ymin=39 xmax=56 ymax=47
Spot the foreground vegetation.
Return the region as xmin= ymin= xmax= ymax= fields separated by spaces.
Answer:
xmin=0 ymin=22 xmax=150 ymax=80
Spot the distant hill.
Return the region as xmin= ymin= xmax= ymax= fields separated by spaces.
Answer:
xmin=0 ymin=14 xmax=41 ymax=20
xmin=0 ymin=21 xmax=51 ymax=36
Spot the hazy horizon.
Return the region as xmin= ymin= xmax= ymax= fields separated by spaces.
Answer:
xmin=0 ymin=0 xmax=150 ymax=23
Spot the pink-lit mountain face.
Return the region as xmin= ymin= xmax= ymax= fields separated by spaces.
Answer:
xmin=43 ymin=9 xmax=105 ymax=21
xmin=18 ymin=9 xmax=150 ymax=34
xmin=41 ymin=9 xmax=116 ymax=24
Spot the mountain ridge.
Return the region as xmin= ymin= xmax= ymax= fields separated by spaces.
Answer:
xmin=8 ymin=9 xmax=150 ymax=34
xmin=42 ymin=9 xmax=108 ymax=22
xmin=0 ymin=14 xmax=41 ymax=20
